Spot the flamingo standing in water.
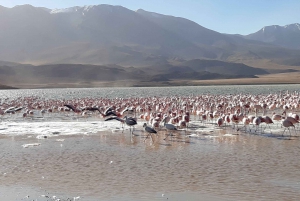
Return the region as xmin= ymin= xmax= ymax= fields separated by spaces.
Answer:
xmin=252 ymin=116 xmax=262 ymax=133
xmin=216 ymin=117 xmax=224 ymax=127
xmin=261 ymin=116 xmax=274 ymax=134
xmin=282 ymin=119 xmax=295 ymax=137
xmin=0 ymin=108 xmax=4 ymax=121
xmin=238 ymin=116 xmax=250 ymax=132
xmin=143 ymin=123 xmax=157 ymax=143
xmin=123 ymin=116 xmax=137 ymax=135
xmin=272 ymin=113 xmax=283 ymax=128
xmin=162 ymin=118 xmax=177 ymax=140
xmin=0 ymin=108 xmax=4 ymax=116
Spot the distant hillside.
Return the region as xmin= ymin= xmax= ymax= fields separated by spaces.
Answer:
xmin=148 ymin=71 xmax=257 ymax=82
xmin=0 ymin=84 xmax=17 ymax=89
xmin=0 ymin=59 xmax=268 ymax=88
xmin=181 ymin=59 xmax=268 ymax=75
xmin=0 ymin=64 xmax=147 ymax=84
xmin=141 ymin=59 xmax=268 ymax=76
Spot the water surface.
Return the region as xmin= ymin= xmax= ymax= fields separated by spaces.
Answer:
xmin=0 ymin=85 xmax=300 ymax=200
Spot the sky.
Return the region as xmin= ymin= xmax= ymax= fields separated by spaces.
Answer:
xmin=1 ymin=0 xmax=300 ymax=35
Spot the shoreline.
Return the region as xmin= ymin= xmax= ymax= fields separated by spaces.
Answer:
xmin=0 ymin=78 xmax=300 ymax=90
xmin=2 ymin=71 xmax=300 ymax=89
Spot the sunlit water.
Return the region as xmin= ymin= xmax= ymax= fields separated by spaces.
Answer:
xmin=1 ymin=85 xmax=300 ymax=201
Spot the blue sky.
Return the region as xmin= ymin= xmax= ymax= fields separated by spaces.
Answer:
xmin=1 ymin=0 xmax=299 ymax=35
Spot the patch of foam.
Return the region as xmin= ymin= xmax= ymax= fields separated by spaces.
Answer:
xmin=199 ymin=128 xmax=215 ymax=133
xmin=223 ymin=134 xmax=236 ymax=137
xmin=188 ymin=134 xmax=199 ymax=138
xmin=111 ymin=129 xmax=123 ymax=133
xmin=0 ymin=120 xmax=129 ymax=136
xmin=22 ymin=143 xmax=41 ymax=148
xmin=205 ymin=135 xmax=219 ymax=138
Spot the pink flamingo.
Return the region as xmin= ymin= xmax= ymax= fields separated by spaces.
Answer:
xmin=282 ymin=119 xmax=295 ymax=137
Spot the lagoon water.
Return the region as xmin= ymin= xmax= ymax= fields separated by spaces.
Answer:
xmin=1 ymin=85 xmax=300 ymax=201
xmin=1 ymin=84 xmax=300 ymax=100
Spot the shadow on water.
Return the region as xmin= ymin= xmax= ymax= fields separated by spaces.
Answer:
xmin=240 ymin=130 xmax=299 ymax=140
xmin=159 ymin=143 xmax=172 ymax=146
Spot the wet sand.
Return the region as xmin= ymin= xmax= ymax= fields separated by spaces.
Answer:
xmin=1 ymin=120 xmax=300 ymax=201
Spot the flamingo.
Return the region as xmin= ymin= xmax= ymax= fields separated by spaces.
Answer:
xmin=151 ymin=118 xmax=160 ymax=131
xmin=230 ymin=114 xmax=239 ymax=130
xmin=261 ymin=116 xmax=274 ymax=134
xmin=82 ymin=107 xmax=101 ymax=113
xmin=272 ymin=113 xmax=283 ymax=127
xmin=0 ymin=108 xmax=5 ymax=116
xmin=162 ymin=118 xmax=177 ymax=141
xmin=282 ymin=119 xmax=295 ymax=137
xmin=217 ymin=117 xmax=224 ymax=127
xmin=237 ymin=116 xmax=250 ymax=132
xmin=64 ymin=104 xmax=81 ymax=113
xmin=123 ymin=116 xmax=137 ymax=135
xmin=104 ymin=116 xmax=125 ymax=129
xmin=252 ymin=117 xmax=262 ymax=133
xmin=143 ymin=123 xmax=157 ymax=143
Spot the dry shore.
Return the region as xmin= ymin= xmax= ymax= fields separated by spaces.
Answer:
xmin=3 ymin=72 xmax=300 ymax=89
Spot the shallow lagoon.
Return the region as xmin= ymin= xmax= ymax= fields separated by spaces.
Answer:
xmin=1 ymin=85 xmax=300 ymax=201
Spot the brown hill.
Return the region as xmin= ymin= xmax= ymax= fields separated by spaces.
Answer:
xmin=0 ymin=60 xmax=269 ymax=88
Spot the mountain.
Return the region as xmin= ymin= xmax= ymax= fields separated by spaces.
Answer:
xmin=1 ymin=4 xmax=300 ymax=66
xmin=245 ymin=23 xmax=300 ymax=49
xmin=136 ymin=9 xmax=235 ymax=50
xmin=131 ymin=10 xmax=300 ymax=65
xmin=0 ymin=4 xmax=222 ymax=65
xmin=1 ymin=3 xmax=300 ymax=89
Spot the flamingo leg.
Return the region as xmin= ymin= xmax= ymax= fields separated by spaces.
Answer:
xmin=263 ymin=124 xmax=272 ymax=134
xmin=144 ymin=133 xmax=150 ymax=142
xmin=164 ymin=131 xmax=174 ymax=141
xmin=163 ymin=133 xmax=169 ymax=140
xmin=235 ymin=123 xmax=239 ymax=131
xmin=282 ymin=128 xmax=286 ymax=136
xmin=150 ymin=134 xmax=154 ymax=143
xmin=268 ymin=124 xmax=273 ymax=134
